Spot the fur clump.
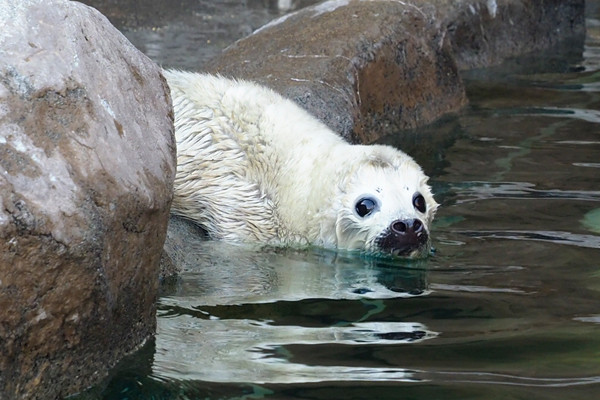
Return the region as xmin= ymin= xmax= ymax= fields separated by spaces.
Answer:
xmin=164 ymin=71 xmax=437 ymax=257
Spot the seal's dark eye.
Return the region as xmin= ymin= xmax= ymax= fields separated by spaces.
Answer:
xmin=355 ymin=197 xmax=377 ymax=218
xmin=413 ymin=193 xmax=426 ymax=213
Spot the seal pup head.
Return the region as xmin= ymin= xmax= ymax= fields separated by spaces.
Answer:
xmin=333 ymin=145 xmax=438 ymax=258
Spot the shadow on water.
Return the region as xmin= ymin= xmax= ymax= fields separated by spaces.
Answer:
xmin=75 ymin=2 xmax=600 ymax=399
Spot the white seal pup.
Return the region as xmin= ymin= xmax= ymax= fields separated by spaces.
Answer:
xmin=164 ymin=71 xmax=438 ymax=258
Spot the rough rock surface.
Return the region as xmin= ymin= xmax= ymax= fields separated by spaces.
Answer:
xmin=441 ymin=0 xmax=585 ymax=70
xmin=206 ymin=0 xmax=585 ymax=143
xmin=0 ymin=0 xmax=175 ymax=398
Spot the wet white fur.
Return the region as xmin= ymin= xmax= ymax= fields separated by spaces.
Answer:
xmin=165 ymin=71 xmax=437 ymax=254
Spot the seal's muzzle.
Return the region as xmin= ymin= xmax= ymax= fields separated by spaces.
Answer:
xmin=376 ymin=218 xmax=429 ymax=257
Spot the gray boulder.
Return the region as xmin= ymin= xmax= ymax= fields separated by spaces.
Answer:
xmin=0 ymin=0 xmax=175 ymax=398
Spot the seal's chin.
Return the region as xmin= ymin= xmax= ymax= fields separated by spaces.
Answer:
xmin=374 ymin=225 xmax=430 ymax=259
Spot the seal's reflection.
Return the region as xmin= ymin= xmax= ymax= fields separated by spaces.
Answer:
xmin=161 ymin=240 xmax=430 ymax=306
xmin=154 ymin=240 xmax=435 ymax=384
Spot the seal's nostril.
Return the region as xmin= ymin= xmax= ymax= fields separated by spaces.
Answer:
xmin=413 ymin=219 xmax=423 ymax=233
xmin=391 ymin=219 xmax=424 ymax=235
xmin=392 ymin=221 xmax=407 ymax=233
xmin=379 ymin=218 xmax=429 ymax=256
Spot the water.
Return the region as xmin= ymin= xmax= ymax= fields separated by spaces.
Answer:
xmin=87 ymin=0 xmax=321 ymax=70
xmin=79 ymin=3 xmax=600 ymax=400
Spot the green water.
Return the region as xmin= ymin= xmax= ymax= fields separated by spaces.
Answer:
xmin=79 ymin=4 xmax=600 ymax=400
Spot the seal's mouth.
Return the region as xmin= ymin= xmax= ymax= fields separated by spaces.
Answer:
xmin=375 ymin=219 xmax=430 ymax=258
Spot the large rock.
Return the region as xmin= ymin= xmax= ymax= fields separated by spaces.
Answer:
xmin=206 ymin=0 xmax=585 ymax=143
xmin=0 ymin=0 xmax=175 ymax=398
xmin=205 ymin=0 xmax=466 ymax=144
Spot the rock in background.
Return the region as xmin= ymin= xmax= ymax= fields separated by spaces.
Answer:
xmin=81 ymin=0 xmax=585 ymax=144
xmin=206 ymin=0 xmax=585 ymax=143
xmin=0 ymin=0 xmax=175 ymax=398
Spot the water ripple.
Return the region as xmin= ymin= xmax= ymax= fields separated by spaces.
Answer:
xmin=574 ymin=315 xmax=600 ymax=324
xmin=430 ymin=283 xmax=529 ymax=294
xmin=511 ymin=106 xmax=600 ymax=123
xmin=556 ymin=140 xmax=600 ymax=145
xmin=458 ymin=230 xmax=600 ymax=249
xmin=428 ymin=371 xmax=600 ymax=388
xmin=451 ymin=181 xmax=600 ymax=204
xmin=573 ymin=162 xmax=600 ymax=168
xmin=153 ymin=316 xmax=436 ymax=384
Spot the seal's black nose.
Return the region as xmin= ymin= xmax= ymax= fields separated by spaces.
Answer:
xmin=377 ymin=218 xmax=429 ymax=257
xmin=391 ymin=218 xmax=423 ymax=238
xmin=390 ymin=218 xmax=427 ymax=249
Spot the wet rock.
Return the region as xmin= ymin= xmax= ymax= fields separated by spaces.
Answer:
xmin=442 ymin=0 xmax=585 ymax=69
xmin=205 ymin=0 xmax=465 ymax=143
xmin=0 ymin=0 xmax=175 ymax=398
xmin=206 ymin=0 xmax=584 ymax=143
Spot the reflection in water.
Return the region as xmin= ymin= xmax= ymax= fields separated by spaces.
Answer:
xmin=155 ymin=316 xmax=435 ymax=384
xmin=155 ymin=241 xmax=434 ymax=384
xmin=161 ymin=241 xmax=429 ymax=307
